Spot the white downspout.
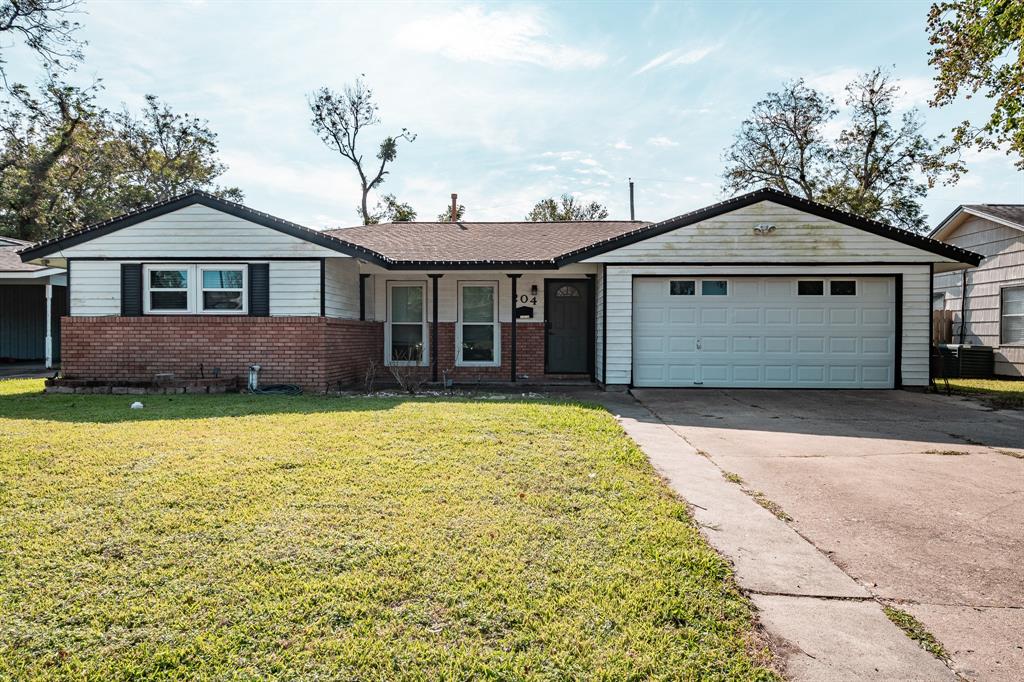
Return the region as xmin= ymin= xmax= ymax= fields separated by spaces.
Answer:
xmin=44 ymin=282 xmax=53 ymax=369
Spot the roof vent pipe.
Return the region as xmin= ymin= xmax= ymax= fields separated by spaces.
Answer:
xmin=451 ymin=193 xmax=458 ymax=223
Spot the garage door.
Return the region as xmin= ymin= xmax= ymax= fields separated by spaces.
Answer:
xmin=633 ymin=277 xmax=895 ymax=388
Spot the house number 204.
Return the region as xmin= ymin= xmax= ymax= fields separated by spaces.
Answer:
xmin=519 ymin=294 xmax=538 ymax=305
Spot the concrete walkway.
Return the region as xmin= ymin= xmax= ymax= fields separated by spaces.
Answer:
xmin=597 ymin=392 xmax=957 ymax=681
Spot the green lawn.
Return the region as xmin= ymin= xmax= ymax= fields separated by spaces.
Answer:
xmin=0 ymin=379 xmax=776 ymax=680
xmin=944 ymin=378 xmax=1024 ymax=409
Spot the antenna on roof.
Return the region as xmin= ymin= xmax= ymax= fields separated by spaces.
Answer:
xmin=628 ymin=178 xmax=635 ymax=221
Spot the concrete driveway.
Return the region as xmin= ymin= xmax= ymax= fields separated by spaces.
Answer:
xmin=633 ymin=388 xmax=1024 ymax=681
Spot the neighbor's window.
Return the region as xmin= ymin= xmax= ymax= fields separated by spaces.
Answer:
xmin=702 ymin=280 xmax=728 ymax=296
xmin=798 ymin=280 xmax=824 ymax=296
xmin=830 ymin=280 xmax=857 ymax=296
xmin=670 ymin=280 xmax=695 ymax=296
xmin=147 ymin=267 xmax=190 ymax=312
xmin=458 ymin=282 xmax=499 ymax=365
xmin=201 ymin=267 xmax=246 ymax=312
xmin=388 ymin=282 xmax=426 ymax=364
xmin=143 ymin=264 xmax=248 ymax=315
xmin=1001 ymin=286 xmax=1024 ymax=345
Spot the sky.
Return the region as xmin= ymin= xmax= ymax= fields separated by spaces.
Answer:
xmin=6 ymin=0 xmax=1023 ymax=229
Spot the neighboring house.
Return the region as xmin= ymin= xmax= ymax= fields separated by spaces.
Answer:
xmin=18 ymin=188 xmax=980 ymax=392
xmin=931 ymin=204 xmax=1024 ymax=377
xmin=0 ymin=237 xmax=67 ymax=367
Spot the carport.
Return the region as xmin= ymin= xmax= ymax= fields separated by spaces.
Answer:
xmin=0 ymin=237 xmax=67 ymax=368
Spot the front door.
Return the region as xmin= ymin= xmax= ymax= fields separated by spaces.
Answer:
xmin=545 ymin=279 xmax=591 ymax=373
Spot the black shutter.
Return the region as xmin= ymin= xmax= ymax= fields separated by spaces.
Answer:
xmin=248 ymin=263 xmax=270 ymax=316
xmin=120 ymin=263 xmax=143 ymax=316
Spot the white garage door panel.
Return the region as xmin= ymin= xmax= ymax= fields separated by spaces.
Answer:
xmin=633 ymin=277 xmax=895 ymax=388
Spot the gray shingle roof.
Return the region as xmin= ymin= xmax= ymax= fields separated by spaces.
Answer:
xmin=963 ymin=204 xmax=1024 ymax=229
xmin=0 ymin=238 xmax=47 ymax=273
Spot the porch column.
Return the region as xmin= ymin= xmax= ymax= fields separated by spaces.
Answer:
xmin=507 ymin=274 xmax=521 ymax=382
xmin=428 ymin=274 xmax=442 ymax=383
xmin=44 ymin=283 xmax=53 ymax=369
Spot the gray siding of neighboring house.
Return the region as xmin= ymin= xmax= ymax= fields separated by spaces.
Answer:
xmin=933 ymin=215 xmax=1024 ymax=377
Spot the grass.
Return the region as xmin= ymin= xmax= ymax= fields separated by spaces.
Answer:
xmin=942 ymin=378 xmax=1024 ymax=409
xmin=0 ymin=379 xmax=777 ymax=680
xmin=883 ymin=606 xmax=950 ymax=664
xmin=719 ymin=471 xmax=791 ymax=523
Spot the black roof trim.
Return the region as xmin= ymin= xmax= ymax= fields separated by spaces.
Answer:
xmin=18 ymin=191 xmax=390 ymax=266
xmin=554 ymin=188 xmax=982 ymax=267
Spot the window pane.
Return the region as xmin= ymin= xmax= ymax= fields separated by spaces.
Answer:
xmin=798 ymin=281 xmax=824 ymax=296
xmin=150 ymin=269 xmax=187 ymax=289
xmin=1002 ymin=315 xmax=1024 ymax=344
xmin=670 ymin=280 xmax=695 ymax=295
xmin=391 ymin=323 xmax=423 ymax=361
xmin=150 ymin=291 xmax=188 ymax=310
xmin=462 ymin=285 xmax=494 ymax=322
xmin=831 ymin=280 xmax=856 ymax=296
xmin=462 ymin=324 xmax=495 ymax=362
xmin=203 ymin=269 xmax=243 ymax=289
xmin=391 ymin=286 xmax=423 ymax=323
xmin=203 ymin=290 xmax=243 ymax=311
xmin=702 ymin=280 xmax=728 ymax=296
xmin=1003 ymin=287 xmax=1024 ymax=316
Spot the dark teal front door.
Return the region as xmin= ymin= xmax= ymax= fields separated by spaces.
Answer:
xmin=545 ymin=279 xmax=591 ymax=374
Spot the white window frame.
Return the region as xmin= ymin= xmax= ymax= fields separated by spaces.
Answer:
xmin=456 ymin=280 xmax=500 ymax=367
xmin=143 ymin=264 xmax=248 ymax=315
xmin=385 ymin=280 xmax=428 ymax=366
xmin=1000 ymin=285 xmax=1024 ymax=347
xmin=198 ymin=265 xmax=247 ymax=315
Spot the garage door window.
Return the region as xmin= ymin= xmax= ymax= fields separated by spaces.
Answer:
xmin=670 ymin=280 xmax=695 ymax=295
xmin=798 ymin=280 xmax=824 ymax=296
xmin=702 ymin=280 xmax=728 ymax=296
xmin=831 ymin=280 xmax=857 ymax=296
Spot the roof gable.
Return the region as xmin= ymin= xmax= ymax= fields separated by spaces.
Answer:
xmin=930 ymin=204 xmax=1024 ymax=242
xmin=19 ymin=192 xmax=387 ymax=264
xmin=566 ymin=188 xmax=981 ymax=266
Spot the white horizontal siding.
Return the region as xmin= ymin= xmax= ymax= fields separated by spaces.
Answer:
xmin=604 ymin=264 xmax=932 ymax=388
xmin=58 ymin=204 xmax=344 ymax=259
xmin=585 ymin=202 xmax=959 ymax=265
xmin=269 ymin=261 xmax=320 ymax=316
xmin=324 ymin=258 xmax=360 ymax=319
xmin=933 ymin=215 xmax=1024 ymax=376
xmin=70 ymin=261 xmax=119 ymax=316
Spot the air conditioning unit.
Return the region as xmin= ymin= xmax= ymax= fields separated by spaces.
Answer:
xmin=935 ymin=344 xmax=994 ymax=379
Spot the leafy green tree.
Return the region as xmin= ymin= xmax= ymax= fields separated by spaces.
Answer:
xmin=365 ymin=193 xmax=416 ymax=223
xmin=0 ymin=82 xmax=241 ymax=240
xmin=436 ymin=202 xmax=465 ymax=222
xmin=0 ymin=0 xmax=84 ymax=83
xmin=723 ymin=69 xmax=962 ymax=232
xmin=309 ymin=77 xmax=415 ymax=225
xmin=927 ymin=0 xmax=1024 ymax=169
xmin=525 ymin=194 xmax=609 ymax=221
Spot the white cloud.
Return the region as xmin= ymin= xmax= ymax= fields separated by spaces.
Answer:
xmin=807 ymin=69 xmax=934 ymax=110
xmin=579 ymin=158 xmax=599 ymax=166
xmin=611 ymin=140 xmax=632 ymax=150
xmin=529 ymin=164 xmax=556 ymax=172
xmin=647 ymin=136 xmax=679 ymax=148
xmin=542 ymin=150 xmax=583 ymax=161
xmin=634 ymin=45 xmax=718 ymax=75
xmin=394 ymin=6 xmax=606 ymax=70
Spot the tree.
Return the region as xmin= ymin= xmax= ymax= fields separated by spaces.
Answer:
xmin=525 ymin=193 xmax=609 ymax=221
xmin=365 ymin=193 xmax=416 ymax=223
xmin=309 ymin=77 xmax=415 ymax=225
xmin=436 ymin=202 xmax=465 ymax=222
xmin=722 ymin=79 xmax=836 ymax=199
xmin=722 ymin=69 xmax=962 ymax=232
xmin=0 ymin=81 xmax=242 ymax=240
xmin=111 ymin=94 xmax=242 ymax=207
xmin=0 ymin=0 xmax=84 ymax=84
xmin=927 ymin=0 xmax=1024 ymax=169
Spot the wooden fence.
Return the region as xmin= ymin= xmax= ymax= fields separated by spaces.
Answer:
xmin=932 ymin=309 xmax=954 ymax=345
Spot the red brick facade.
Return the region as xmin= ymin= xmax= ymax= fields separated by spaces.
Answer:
xmin=60 ymin=317 xmax=586 ymax=392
